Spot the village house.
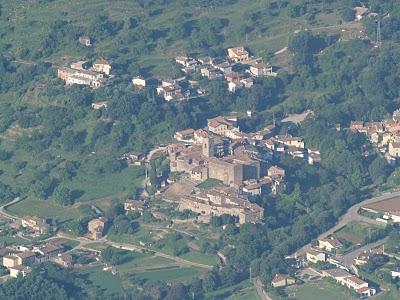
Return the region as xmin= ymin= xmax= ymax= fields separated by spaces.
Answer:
xmin=267 ymin=165 xmax=285 ymax=178
xmin=21 ymin=216 xmax=49 ymax=234
xmin=275 ymin=135 xmax=305 ymax=148
xmin=157 ymin=81 xmax=184 ymax=101
xmin=124 ymin=200 xmax=146 ymax=214
xmin=2 ymin=255 xmax=19 ymax=268
xmin=215 ymin=61 xmax=232 ymax=74
xmin=88 ymin=218 xmax=107 ymax=240
xmin=388 ymin=141 xmax=400 ymax=158
xmin=132 ymin=76 xmax=146 ymax=88
xmin=34 ymin=243 xmax=64 ymax=262
xmin=391 ymin=268 xmax=400 ymax=279
xmin=121 ymin=151 xmax=144 ymax=165
xmin=174 ymin=128 xmax=195 ymax=142
xmin=200 ymin=66 xmax=224 ymax=80
xmin=228 ymin=81 xmax=243 ymax=93
xmin=354 ymin=248 xmax=384 ymax=265
xmin=354 ymin=6 xmax=369 ymax=21
xmin=70 ymin=60 xmax=89 ymax=70
xmin=227 ymin=47 xmax=249 ymax=63
xmin=207 ymin=116 xmax=240 ymax=138
xmin=92 ymin=59 xmax=112 ymax=75
xmin=91 ymin=101 xmax=108 ymax=110
xmin=52 ymin=253 xmax=73 ymax=268
xmin=318 ymin=238 xmax=343 ymax=252
xmin=250 ymin=63 xmax=273 ymax=77
xmin=306 ymin=249 xmax=327 ymax=263
xmin=271 ymin=274 xmax=296 ymax=288
xmin=57 ymin=67 xmax=105 ymax=89
xmin=79 ymin=36 xmax=92 ymax=47
xmin=9 ymin=265 xmax=31 ymax=278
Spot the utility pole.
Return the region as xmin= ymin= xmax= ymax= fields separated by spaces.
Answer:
xmin=249 ymin=266 xmax=252 ymax=282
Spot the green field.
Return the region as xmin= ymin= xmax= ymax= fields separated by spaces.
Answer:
xmin=79 ymin=267 xmax=124 ymax=296
xmin=7 ymin=197 xmax=82 ymax=222
xmin=284 ymin=280 xmax=356 ymax=300
xmin=134 ymin=266 xmax=201 ymax=283
xmin=63 ymin=166 xmax=144 ymax=202
xmin=334 ymin=221 xmax=384 ymax=249
xmin=180 ymin=251 xmax=220 ymax=266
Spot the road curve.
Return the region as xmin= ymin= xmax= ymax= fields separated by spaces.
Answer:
xmin=0 ymin=197 xmax=23 ymax=221
xmin=292 ymin=191 xmax=400 ymax=257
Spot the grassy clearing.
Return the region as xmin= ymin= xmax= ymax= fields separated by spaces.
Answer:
xmin=134 ymin=267 xmax=201 ymax=283
xmin=180 ymin=251 xmax=220 ymax=266
xmin=78 ymin=266 xmax=124 ymax=296
xmin=206 ymin=280 xmax=254 ymax=299
xmin=64 ymin=166 xmax=145 ymax=202
xmin=334 ymin=221 xmax=382 ymax=246
xmin=197 ymin=178 xmax=223 ymax=190
xmin=118 ymin=256 xmax=176 ymax=274
xmin=284 ymin=280 xmax=356 ymax=300
xmin=7 ymin=196 xmax=82 ymax=222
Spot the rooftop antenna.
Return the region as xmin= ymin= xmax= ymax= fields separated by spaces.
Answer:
xmin=376 ymin=18 xmax=382 ymax=49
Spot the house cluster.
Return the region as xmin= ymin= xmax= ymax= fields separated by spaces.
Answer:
xmin=354 ymin=6 xmax=377 ymax=21
xmin=124 ymin=199 xmax=146 ymax=215
xmin=165 ymin=115 xmax=321 ymax=223
xmin=57 ymin=59 xmax=112 ymax=89
xmin=1 ymin=241 xmax=72 ymax=278
xmin=303 ymin=237 xmax=380 ymax=297
xmin=322 ymin=268 xmax=376 ymax=297
xmin=174 ymin=46 xmax=277 ymax=94
xmin=172 ymin=115 xmax=319 ymax=188
xmin=350 ymin=109 xmax=400 ymax=163
xmin=179 ymin=185 xmax=264 ymax=224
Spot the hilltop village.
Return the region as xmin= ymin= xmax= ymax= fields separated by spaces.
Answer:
xmin=57 ymin=46 xmax=277 ymax=102
xmin=164 ymin=114 xmax=320 ymax=224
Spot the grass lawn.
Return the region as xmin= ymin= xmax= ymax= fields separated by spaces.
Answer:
xmin=197 ymin=178 xmax=223 ymax=190
xmin=284 ymin=280 xmax=356 ymax=300
xmin=7 ymin=196 xmax=82 ymax=222
xmin=78 ymin=266 xmax=124 ymax=296
xmin=231 ymin=289 xmax=259 ymax=300
xmin=206 ymin=280 xmax=254 ymax=299
xmin=180 ymin=251 xmax=220 ymax=266
xmin=334 ymin=221 xmax=383 ymax=247
xmin=118 ymin=255 xmax=176 ymax=274
xmin=134 ymin=266 xmax=201 ymax=283
xmin=64 ymin=166 xmax=145 ymax=202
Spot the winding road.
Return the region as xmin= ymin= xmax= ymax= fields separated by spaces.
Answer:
xmin=292 ymin=190 xmax=400 ymax=257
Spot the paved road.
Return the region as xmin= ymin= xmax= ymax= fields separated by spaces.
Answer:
xmin=0 ymin=197 xmax=23 ymax=221
xmin=292 ymin=191 xmax=400 ymax=257
xmin=342 ymin=237 xmax=388 ymax=267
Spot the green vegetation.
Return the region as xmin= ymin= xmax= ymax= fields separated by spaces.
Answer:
xmin=134 ymin=267 xmax=200 ymax=283
xmin=334 ymin=221 xmax=388 ymax=250
xmin=79 ymin=266 xmax=124 ymax=296
xmin=283 ymin=280 xmax=357 ymax=300
xmin=180 ymin=252 xmax=220 ymax=266
xmin=197 ymin=178 xmax=223 ymax=190
xmin=7 ymin=196 xmax=82 ymax=222
xmin=3 ymin=0 xmax=400 ymax=299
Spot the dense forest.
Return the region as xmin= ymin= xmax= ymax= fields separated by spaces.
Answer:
xmin=1 ymin=0 xmax=400 ymax=299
